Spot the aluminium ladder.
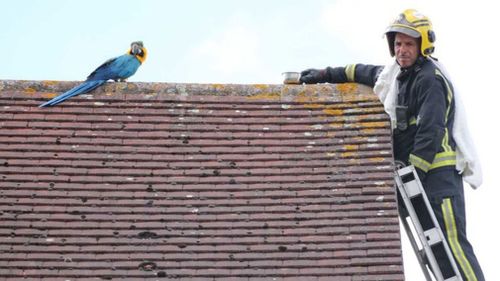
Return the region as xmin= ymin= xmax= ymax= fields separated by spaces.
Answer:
xmin=394 ymin=165 xmax=463 ymax=281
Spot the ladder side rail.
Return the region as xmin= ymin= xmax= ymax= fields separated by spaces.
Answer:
xmin=398 ymin=208 xmax=434 ymax=281
xmin=395 ymin=172 xmax=446 ymax=281
xmin=403 ymin=166 xmax=464 ymax=281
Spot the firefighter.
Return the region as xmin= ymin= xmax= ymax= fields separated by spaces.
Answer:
xmin=299 ymin=9 xmax=485 ymax=281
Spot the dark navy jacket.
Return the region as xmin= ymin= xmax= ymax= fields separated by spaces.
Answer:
xmin=320 ymin=57 xmax=457 ymax=179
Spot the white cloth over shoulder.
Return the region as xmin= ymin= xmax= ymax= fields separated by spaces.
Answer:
xmin=373 ymin=59 xmax=483 ymax=189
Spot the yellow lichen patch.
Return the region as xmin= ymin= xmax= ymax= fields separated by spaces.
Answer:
xmin=247 ymin=92 xmax=280 ymax=101
xmin=336 ymin=83 xmax=358 ymax=94
xmin=303 ymin=103 xmax=324 ymax=109
xmin=25 ymin=88 xmax=36 ymax=94
xmin=42 ymin=80 xmax=58 ymax=87
xmin=42 ymin=92 xmax=58 ymax=98
xmin=294 ymin=90 xmax=323 ymax=104
xmin=343 ymin=94 xmax=378 ymax=103
xmin=343 ymin=144 xmax=359 ymax=151
xmin=359 ymin=121 xmax=388 ymax=128
xmin=212 ymin=84 xmax=226 ymax=90
xmin=368 ymin=157 xmax=386 ymax=163
xmin=126 ymin=83 xmax=139 ymax=91
xmin=152 ymin=83 xmax=165 ymax=91
xmin=252 ymin=84 xmax=270 ymax=91
xmin=323 ymin=108 xmax=343 ymax=116
xmin=293 ymin=91 xmax=309 ymax=103
xmin=341 ymin=151 xmax=356 ymax=158
xmin=360 ymin=128 xmax=376 ymax=134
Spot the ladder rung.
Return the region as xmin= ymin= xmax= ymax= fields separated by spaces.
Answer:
xmin=403 ymin=179 xmax=422 ymax=198
xmin=424 ymin=228 xmax=444 ymax=246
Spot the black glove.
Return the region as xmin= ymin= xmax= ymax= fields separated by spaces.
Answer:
xmin=299 ymin=68 xmax=327 ymax=84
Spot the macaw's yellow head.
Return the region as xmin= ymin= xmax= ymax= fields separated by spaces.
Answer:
xmin=128 ymin=41 xmax=147 ymax=64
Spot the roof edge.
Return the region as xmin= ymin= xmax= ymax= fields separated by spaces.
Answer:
xmin=0 ymin=79 xmax=377 ymax=103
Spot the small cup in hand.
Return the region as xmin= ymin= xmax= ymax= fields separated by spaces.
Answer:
xmin=282 ymin=72 xmax=301 ymax=84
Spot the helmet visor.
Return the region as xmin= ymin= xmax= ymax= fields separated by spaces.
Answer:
xmin=387 ymin=25 xmax=421 ymax=38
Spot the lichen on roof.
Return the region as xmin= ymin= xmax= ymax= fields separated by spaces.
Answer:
xmin=0 ymin=79 xmax=402 ymax=280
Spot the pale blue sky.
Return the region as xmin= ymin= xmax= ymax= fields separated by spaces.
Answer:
xmin=2 ymin=0 xmax=351 ymax=83
xmin=1 ymin=1 xmax=498 ymax=280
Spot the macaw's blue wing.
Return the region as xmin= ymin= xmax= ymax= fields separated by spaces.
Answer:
xmin=39 ymin=80 xmax=105 ymax=107
xmin=87 ymin=54 xmax=141 ymax=81
xmin=86 ymin=57 xmax=119 ymax=81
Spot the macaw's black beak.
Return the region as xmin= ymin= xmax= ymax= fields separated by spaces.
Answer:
xmin=130 ymin=41 xmax=144 ymax=56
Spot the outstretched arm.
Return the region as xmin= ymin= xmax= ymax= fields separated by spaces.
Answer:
xmin=300 ymin=64 xmax=384 ymax=87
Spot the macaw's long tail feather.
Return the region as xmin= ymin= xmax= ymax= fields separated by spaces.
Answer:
xmin=39 ymin=80 xmax=106 ymax=107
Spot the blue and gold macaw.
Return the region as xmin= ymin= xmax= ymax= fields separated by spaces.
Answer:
xmin=40 ymin=41 xmax=147 ymax=107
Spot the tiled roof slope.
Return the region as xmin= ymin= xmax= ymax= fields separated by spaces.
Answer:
xmin=0 ymin=80 xmax=403 ymax=281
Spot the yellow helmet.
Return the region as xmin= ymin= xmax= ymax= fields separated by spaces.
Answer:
xmin=385 ymin=9 xmax=436 ymax=57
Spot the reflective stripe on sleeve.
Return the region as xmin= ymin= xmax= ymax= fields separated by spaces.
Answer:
xmin=429 ymin=151 xmax=456 ymax=169
xmin=409 ymin=151 xmax=456 ymax=173
xmin=409 ymin=153 xmax=431 ymax=172
xmin=442 ymin=128 xmax=453 ymax=152
xmin=435 ymin=69 xmax=453 ymax=122
xmin=345 ymin=64 xmax=356 ymax=82
xmin=409 ymin=116 xmax=417 ymax=126
xmin=435 ymin=69 xmax=454 ymax=152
